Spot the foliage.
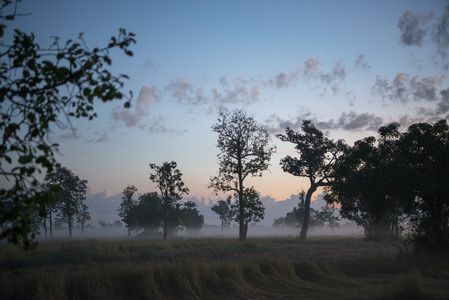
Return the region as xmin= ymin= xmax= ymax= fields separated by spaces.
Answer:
xmin=149 ymin=161 xmax=189 ymax=240
xmin=327 ymin=119 xmax=449 ymax=251
xmin=232 ymin=187 xmax=265 ymax=236
xmin=325 ymin=123 xmax=405 ymax=240
xmin=42 ymin=167 xmax=88 ymax=238
xmin=273 ymin=191 xmax=339 ymax=232
xmin=277 ymin=120 xmax=346 ymax=239
xmin=0 ymin=0 xmax=135 ymax=248
xmin=398 ymin=120 xmax=449 ymax=252
xmin=209 ymin=109 xmax=275 ymax=240
xmin=181 ymin=201 xmax=204 ymax=234
xmin=117 ymin=185 xmax=138 ymax=237
xmin=128 ymin=192 xmax=162 ymax=236
xmin=211 ymin=197 xmax=236 ymax=234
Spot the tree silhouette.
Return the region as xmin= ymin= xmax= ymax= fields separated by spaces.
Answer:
xmin=211 ymin=198 xmax=236 ymax=234
xmin=0 ymin=0 xmax=135 ymax=248
xmin=209 ymin=109 xmax=275 ymax=240
xmin=149 ymin=161 xmax=189 ymax=240
xmin=277 ymin=120 xmax=346 ymax=240
xmin=43 ymin=167 xmax=88 ymax=238
xmin=118 ymin=185 xmax=138 ymax=237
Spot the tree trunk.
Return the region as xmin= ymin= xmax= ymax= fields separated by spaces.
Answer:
xmin=49 ymin=210 xmax=53 ymax=238
xmin=68 ymin=213 xmax=73 ymax=238
xmin=163 ymin=206 xmax=168 ymax=240
xmin=237 ymin=148 xmax=246 ymax=241
xmin=299 ymin=183 xmax=317 ymax=240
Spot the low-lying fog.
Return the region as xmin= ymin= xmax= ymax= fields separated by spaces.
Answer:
xmin=35 ymin=222 xmax=362 ymax=241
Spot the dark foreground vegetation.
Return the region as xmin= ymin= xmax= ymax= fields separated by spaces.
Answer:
xmin=1 ymin=237 xmax=449 ymax=300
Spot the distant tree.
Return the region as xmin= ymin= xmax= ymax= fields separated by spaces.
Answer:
xmin=211 ymin=198 xmax=236 ymax=234
xmin=317 ymin=203 xmax=340 ymax=233
xmin=117 ymin=185 xmax=138 ymax=237
xmin=128 ymin=192 xmax=162 ymax=236
xmin=182 ymin=201 xmax=204 ymax=234
xmin=209 ymin=109 xmax=275 ymax=241
xmin=277 ymin=120 xmax=346 ymax=240
xmin=43 ymin=167 xmax=87 ymax=238
xmin=272 ymin=191 xmax=327 ymax=232
xmin=149 ymin=161 xmax=189 ymax=240
xmin=76 ymin=203 xmax=91 ymax=236
xmin=0 ymin=0 xmax=135 ymax=249
xmin=232 ymin=187 xmax=265 ymax=237
xmin=113 ymin=220 xmax=123 ymax=228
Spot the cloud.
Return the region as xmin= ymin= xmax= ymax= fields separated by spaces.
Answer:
xmin=165 ymin=77 xmax=206 ymax=105
xmin=355 ymin=54 xmax=371 ymax=70
xmin=320 ymin=60 xmax=346 ymax=84
xmin=336 ymin=112 xmax=384 ymax=131
xmin=112 ymin=85 xmax=159 ymax=127
xmin=432 ymin=4 xmax=449 ymax=69
xmin=303 ymin=57 xmax=322 ymax=79
xmin=272 ymin=70 xmax=300 ymax=89
xmin=398 ymin=10 xmax=434 ymax=46
xmin=266 ymin=110 xmax=384 ymax=133
xmin=372 ymin=73 xmax=446 ymax=102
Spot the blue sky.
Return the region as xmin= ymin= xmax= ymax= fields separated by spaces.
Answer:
xmin=5 ymin=1 xmax=449 ymax=212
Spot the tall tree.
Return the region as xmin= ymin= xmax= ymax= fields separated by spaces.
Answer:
xmin=209 ymin=109 xmax=275 ymax=241
xmin=211 ymin=198 xmax=236 ymax=234
xmin=0 ymin=0 xmax=135 ymax=248
xmin=149 ymin=161 xmax=189 ymax=240
xmin=43 ymin=167 xmax=87 ymax=238
xmin=117 ymin=185 xmax=138 ymax=237
xmin=277 ymin=120 xmax=346 ymax=239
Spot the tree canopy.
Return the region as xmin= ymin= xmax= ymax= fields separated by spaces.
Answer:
xmin=209 ymin=109 xmax=275 ymax=240
xmin=149 ymin=161 xmax=189 ymax=240
xmin=276 ymin=120 xmax=346 ymax=239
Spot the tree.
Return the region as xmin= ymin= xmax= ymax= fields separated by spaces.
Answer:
xmin=128 ymin=192 xmax=162 ymax=236
xmin=117 ymin=185 xmax=138 ymax=237
xmin=43 ymin=167 xmax=87 ymax=238
xmin=76 ymin=202 xmax=90 ymax=237
xmin=0 ymin=1 xmax=135 ymax=248
xmin=399 ymin=120 xmax=449 ymax=252
xmin=149 ymin=161 xmax=189 ymax=240
xmin=232 ymin=187 xmax=265 ymax=237
xmin=277 ymin=120 xmax=346 ymax=239
xmin=181 ymin=201 xmax=204 ymax=234
xmin=317 ymin=203 xmax=340 ymax=234
xmin=325 ymin=123 xmax=405 ymax=240
xmin=211 ymin=197 xmax=236 ymax=234
xmin=209 ymin=109 xmax=275 ymax=240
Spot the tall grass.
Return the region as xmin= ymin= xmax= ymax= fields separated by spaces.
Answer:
xmin=1 ymin=237 xmax=448 ymax=299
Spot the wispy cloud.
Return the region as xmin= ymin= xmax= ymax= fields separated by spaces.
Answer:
xmin=355 ymin=54 xmax=371 ymax=70
xmin=320 ymin=60 xmax=346 ymax=84
xmin=265 ymin=110 xmax=383 ymax=133
xmin=372 ymin=73 xmax=446 ymax=102
xmin=432 ymin=4 xmax=449 ymax=70
xmin=112 ymin=85 xmax=159 ymax=127
xmin=398 ymin=10 xmax=434 ymax=46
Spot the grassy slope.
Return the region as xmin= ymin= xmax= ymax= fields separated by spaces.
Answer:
xmin=1 ymin=237 xmax=448 ymax=299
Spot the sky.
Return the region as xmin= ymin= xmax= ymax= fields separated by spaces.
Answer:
xmin=3 ymin=1 xmax=449 ymax=224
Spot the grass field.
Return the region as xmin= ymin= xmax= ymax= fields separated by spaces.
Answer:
xmin=1 ymin=237 xmax=448 ymax=299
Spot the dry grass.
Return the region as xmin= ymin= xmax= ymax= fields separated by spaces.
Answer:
xmin=1 ymin=237 xmax=448 ymax=299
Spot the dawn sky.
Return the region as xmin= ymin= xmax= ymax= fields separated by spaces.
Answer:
xmin=6 ymin=0 xmax=449 ymax=207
